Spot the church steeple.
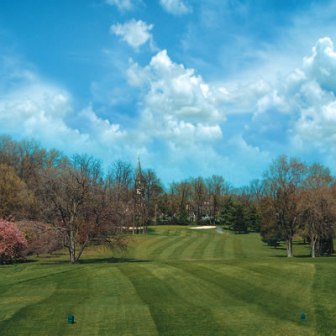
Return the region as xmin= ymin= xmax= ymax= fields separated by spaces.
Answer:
xmin=135 ymin=157 xmax=144 ymax=197
xmin=136 ymin=157 xmax=142 ymax=182
xmin=133 ymin=157 xmax=146 ymax=234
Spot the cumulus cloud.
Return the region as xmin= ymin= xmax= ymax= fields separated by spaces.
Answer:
xmin=110 ymin=19 xmax=153 ymax=49
xmin=0 ymin=47 xmax=230 ymax=182
xmin=124 ymin=49 xmax=274 ymax=184
xmin=127 ymin=49 xmax=224 ymax=145
xmin=0 ymin=67 xmax=129 ymax=161
xmin=233 ymin=36 xmax=336 ymax=171
xmin=303 ymin=37 xmax=336 ymax=94
xmin=105 ymin=0 xmax=133 ymax=11
xmin=280 ymin=38 xmax=336 ymax=151
xmin=160 ymin=0 xmax=191 ymax=15
xmin=78 ymin=107 xmax=126 ymax=144
xmin=6 ymin=33 xmax=336 ymax=185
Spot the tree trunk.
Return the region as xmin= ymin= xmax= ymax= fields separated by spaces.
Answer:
xmin=69 ymin=228 xmax=76 ymax=263
xmin=311 ymin=238 xmax=316 ymax=258
xmin=286 ymin=238 xmax=293 ymax=257
xmin=154 ymin=203 xmax=158 ymax=225
xmin=75 ymin=239 xmax=89 ymax=262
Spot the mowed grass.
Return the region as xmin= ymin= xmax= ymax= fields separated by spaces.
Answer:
xmin=0 ymin=226 xmax=336 ymax=335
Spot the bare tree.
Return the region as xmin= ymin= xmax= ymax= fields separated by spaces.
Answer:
xmin=299 ymin=164 xmax=335 ymax=257
xmin=191 ymin=177 xmax=207 ymax=223
xmin=143 ymin=169 xmax=164 ymax=225
xmin=263 ymin=156 xmax=306 ymax=257
xmin=107 ymin=160 xmax=134 ymax=232
xmin=42 ymin=155 xmax=122 ymax=263
xmin=169 ymin=181 xmax=192 ymax=223
xmin=0 ymin=164 xmax=34 ymax=220
xmin=206 ymin=175 xmax=230 ymax=224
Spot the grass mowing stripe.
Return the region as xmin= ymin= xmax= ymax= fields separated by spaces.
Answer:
xmin=170 ymin=261 xmax=313 ymax=332
xmin=312 ymin=262 xmax=336 ymax=335
xmin=158 ymin=232 xmax=193 ymax=259
xmin=0 ymin=265 xmax=77 ymax=288
xmin=164 ymin=261 xmax=288 ymax=335
xmin=147 ymin=234 xmax=183 ymax=260
xmin=117 ymin=262 xmax=225 ymax=336
xmin=202 ymin=230 xmax=222 ymax=259
xmin=214 ymin=232 xmax=227 ymax=258
xmin=0 ymin=264 xmax=159 ymax=336
xmin=164 ymin=232 xmax=199 ymax=259
xmin=223 ymin=232 xmax=235 ymax=259
xmin=0 ymin=282 xmax=56 ymax=327
xmin=0 ymin=268 xmax=83 ymax=336
xmin=167 ymin=231 xmax=202 ymax=259
xmin=130 ymin=235 xmax=168 ymax=260
xmin=178 ymin=231 xmax=206 ymax=259
xmin=73 ymin=265 xmax=159 ymax=336
xmin=1 ymin=226 xmax=336 ymax=335
xmin=232 ymin=234 xmax=246 ymax=258
xmin=192 ymin=231 xmax=216 ymax=260
xmin=199 ymin=260 xmax=316 ymax=316
xmin=128 ymin=227 xmax=189 ymax=261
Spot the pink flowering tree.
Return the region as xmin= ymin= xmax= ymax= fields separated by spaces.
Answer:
xmin=0 ymin=220 xmax=28 ymax=264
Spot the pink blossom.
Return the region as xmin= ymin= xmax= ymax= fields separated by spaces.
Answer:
xmin=0 ymin=220 xmax=28 ymax=263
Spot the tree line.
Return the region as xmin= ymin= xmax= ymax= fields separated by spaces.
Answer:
xmin=0 ymin=135 xmax=335 ymax=262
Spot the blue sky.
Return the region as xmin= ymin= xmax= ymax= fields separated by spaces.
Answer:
xmin=1 ymin=0 xmax=336 ymax=186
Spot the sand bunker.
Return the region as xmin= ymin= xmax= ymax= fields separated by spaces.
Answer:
xmin=190 ymin=226 xmax=216 ymax=230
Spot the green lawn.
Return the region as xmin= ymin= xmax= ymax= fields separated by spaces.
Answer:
xmin=0 ymin=226 xmax=335 ymax=335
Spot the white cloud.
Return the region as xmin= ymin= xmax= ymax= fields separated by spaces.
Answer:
xmin=110 ymin=20 xmax=153 ymax=49
xmin=128 ymin=49 xmax=224 ymax=145
xmin=303 ymin=37 xmax=336 ymax=94
xmin=160 ymin=0 xmax=191 ymax=15
xmin=78 ymin=107 xmax=126 ymax=144
xmin=232 ymin=36 xmax=336 ymax=171
xmin=105 ymin=0 xmax=133 ymax=11
xmin=0 ymin=69 xmax=129 ymax=161
xmin=7 ymin=28 xmax=336 ymax=186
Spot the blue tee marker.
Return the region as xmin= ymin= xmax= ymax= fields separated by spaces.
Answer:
xmin=67 ymin=313 xmax=75 ymax=324
xmin=300 ymin=312 xmax=306 ymax=322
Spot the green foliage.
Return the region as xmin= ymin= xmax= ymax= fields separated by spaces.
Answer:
xmin=177 ymin=207 xmax=190 ymax=225
xmin=232 ymin=204 xmax=248 ymax=233
xmin=218 ymin=197 xmax=235 ymax=228
xmin=219 ymin=198 xmax=254 ymax=233
xmin=0 ymin=164 xmax=34 ymax=219
xmin=246 ymin=205 xmax=260 ymax=232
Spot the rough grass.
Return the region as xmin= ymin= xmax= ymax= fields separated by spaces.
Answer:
xmin=0 ymin=226 xmax=335 ymax=335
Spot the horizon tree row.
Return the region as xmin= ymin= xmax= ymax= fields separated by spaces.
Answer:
xmin=0 ymin=135 xmax=335 ymax=260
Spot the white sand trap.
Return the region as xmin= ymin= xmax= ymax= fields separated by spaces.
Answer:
xmin=190 ymin=225 xmax=216 ymax=230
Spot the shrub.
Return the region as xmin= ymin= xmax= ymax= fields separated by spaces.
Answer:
xmin=0 ymin=220 xmax=28 ymax=263
xmin=17 ymin=221 xmax=62 ymax=256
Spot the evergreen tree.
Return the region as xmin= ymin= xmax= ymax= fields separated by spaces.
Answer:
xmin=219 ymin=197 xmax=235 ymax=229
xmin=232 ymin=204 xmax=248 ymax=233
xmin=246 ymin=205 xmax=260 ymax=232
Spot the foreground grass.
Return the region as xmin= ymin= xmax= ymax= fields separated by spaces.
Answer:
xmin=0 ymin=226 xmax=335 ymax=335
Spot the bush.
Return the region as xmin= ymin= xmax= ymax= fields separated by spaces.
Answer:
xmin=0 ymin=220 xmax=28 ymax=263
xmin=17 ymin=221 xmax=62 ymax=256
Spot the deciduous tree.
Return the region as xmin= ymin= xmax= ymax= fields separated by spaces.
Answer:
xmin=262 ymin=156 xmax=306 ymax=257
xmin=0 ymin=220 xmax=27 ymax=263
xmin=299 ymin=164 xmax=335 ymax=257
xmin=0 ymin=164 xmax=34 ymax=219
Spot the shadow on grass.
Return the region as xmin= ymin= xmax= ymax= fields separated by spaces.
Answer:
xmin=0 ymin=258 xmax=38 ymax=266
xmin=39 ymin=257 xmax=150 ymax=265
xmin=270 ymin=253 xmax=336 ymax=259
xmin=38 ymin=252 xmax=67 ymax=258
xmin=145 ymin=227 xmax=157 ymax=235
xmin=78 ymin=257 xmax=150 ymax=264
xmin=20 ymin=258 xmax=38 ymax=263
xmin=295 ymin=254 xmax=336 ymax=259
